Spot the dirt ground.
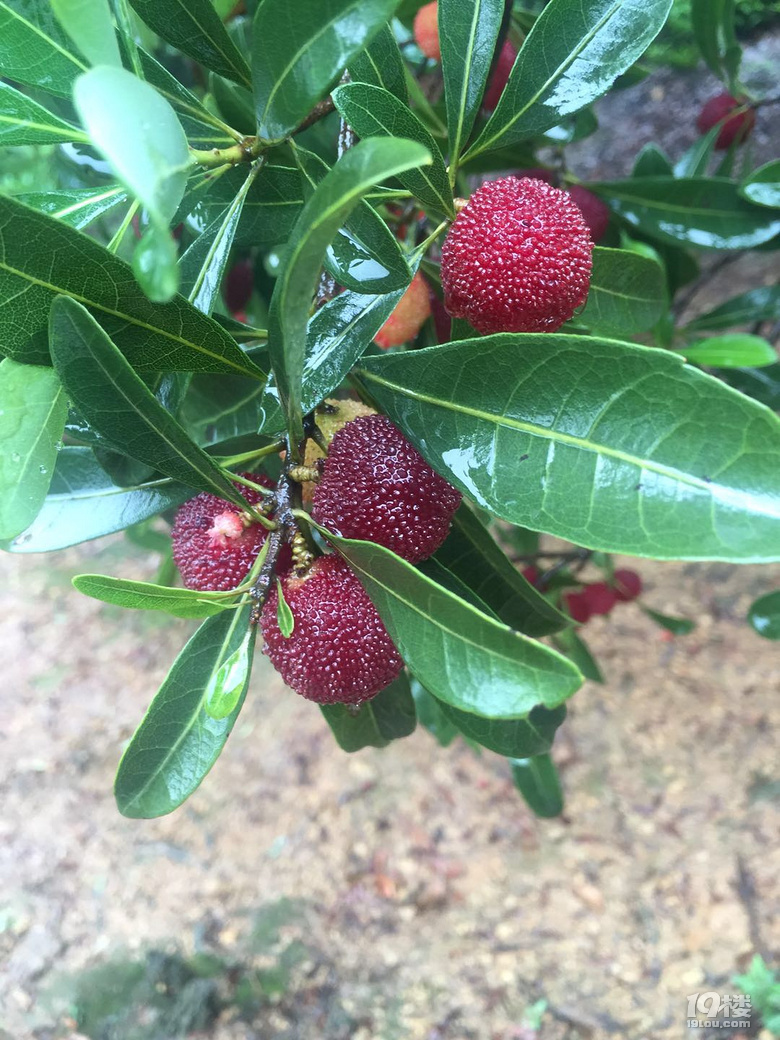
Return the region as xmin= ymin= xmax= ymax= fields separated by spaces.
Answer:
xmin=2 ymin=31 xmax=780 ymax=1040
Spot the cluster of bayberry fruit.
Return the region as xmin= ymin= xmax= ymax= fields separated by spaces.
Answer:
xmin=563 ymin=570 xmax=643 ymax=624
xmin=172 ymin=407 xmax=461 ymax=705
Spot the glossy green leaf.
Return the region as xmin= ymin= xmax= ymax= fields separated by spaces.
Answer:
xmin=275 ymin=578 xmax=294 ymax=637
xmin=552 ymin=626 xmax=605 ymax=683
xmin=312 ymin=525 xmax=582 ymax=720
xmin=181 ymin=373 xmax=269 ymax=447
xmin=0 ymin=359 xmax=68 ymax=540
xmin=466 ymin=0 xmax=673 ymax=159
xmin=681 ymin=334 xmax=777 ymax=369
xmin=747 ymin=591 xmax=780 ymax=640
xmin=0 ymin=447 xmax=190 ymax=553
xmin=673 ymin=122 xmax=721 ymax=178
xmin=510 ymin=754 xmax=564 ymax=817
xmin=632 ymin=142 xmax=673 ymax=177
xmin=348 ymin=23 xmax=407 ymax=103
xmin=434 ymin=503 xmax=569 ymax=637
xmin=0 ymin=81 xmax=88 ymax=146
xmin=641 ymin=606 xmax=695 ymax=635
xmin=209 ymin=73 xmax=255 ymax=135
xmin=51 ymin=0 xmax=122 ymax=67
xmin=74 ymin=67 xmax=190 ymax=226
xmin=685 ymin=286 xmax=780 ymax=332
xmin=592 ymin=177 xmax=780 ymax=250
xmin=204 ymin=625 xmax=256 ymax=719
xmin=294 ymin=145 xmax=411 ymax=295
xmin=181 ymin=165 xmax=304 ymax=247
xmin=740 ymin=161 xmax=780 ymax=210
xmin=716 ymin=365 xmax=780 ymax=412
xmin=579 ymin=246 xmax=666 ymax=334
xmin=411 ymin=678 xmax=459 ymax=746
xmin=437 ymin=700 xmax=566 ymax=758
xmin=332 ymin=83 xmax=454 ymax=216
xmin=439 ymin=0 xmax=503 ymax=169
xmin=179 ymin=166 xmax=260 ymax=315
xmin=354 ymin=335 xmax=780 ymax=562
xmin=258 ymin=279 xmax=414 ymax=435
xmin=128 ymin=0 xmax=251 ymax=86
xmin=0 ymin=0 xmax=86 ymax=97
xmin=49 ymin=297 xmax=250 ymax=506
xmin=0 ymin=194 xmax=261 ymax=375
xmin=72 ymin=573 xmax=234 ymax=618
xmin=691 ymin=0 xmax=741 ymax=87
xmin=268 ymin=137 xmax=431 ymax=444
xmin=252 ymin=0 xmax=399 ymax=142
xmin=114 ymin=605 xmax=254 ymax=818
xmin=13 ymin=185 xmax=129 ymax=229
xmin=321 ymin=673 xmax=416 ymax=751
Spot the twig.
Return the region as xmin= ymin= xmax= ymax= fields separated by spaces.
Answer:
xmin=250 ymin=473 xmax=295 ymax=623
xmin=294 ymin=96 xmax=336 ymax=134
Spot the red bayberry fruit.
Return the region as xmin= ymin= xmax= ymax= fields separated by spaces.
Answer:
xmin=440 ymin=176 xmax=593 ymax=334
xmin=567 ymin=185 xmax=611 ymax=243
xmin=312 ymin=414 xmax=462 ymax=563
xmin=482 ymin=40 xmax=518 ymax=112
xmin=375 ymin=272 xmax=432 ymax=349
xmin=522 ymin=565 xmax=540 ymax=586
xmin=613 ymin=568 xmax=642 ymax=603
xmin=581 ymin=582 xmax=617 ymax=616
xmin=261 ymin=554 xmax=403 ymax=705
xmin=696 ymin=92 xmax=756 ymax=149
xmin=172 ymin=473 xmax=272 ymax=591
xmin=413 ymin=1 xmax=440 ymax=60
xmin=564 ymin=591 xmax=591 ymax=624
xmin=223 ymin=258 xmax=254 ymax=312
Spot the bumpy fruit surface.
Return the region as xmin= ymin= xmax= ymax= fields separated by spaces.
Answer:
xmin=482 ymin=40 xmax=517 ymax=112
xmin=613 ymin=568 xmax=642 ymax=603
xmin=375 ymin=272 xmax=432 ymax=349
xmin=413 ymin=1 xmax=440 ymax=60
xmin=567 ymin=185 xmax=611 ymax=243
xmin=172 ymin=474 xmax=272 ymax=591
xmin=261 ymin=554 xmax=403 ymax=705
xmin=312 ymin=414 xmax=462 ymax=563
xmin=696 ymin=92 xmax=756 ymax=149
xmin=440 ymin=176 xmax=593 ymax=334
xmin=299 ymin=398 xmax=376 ymax=506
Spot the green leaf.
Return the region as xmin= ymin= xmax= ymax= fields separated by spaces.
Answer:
xmin=204 ymin=625 xmax=256 ymax=720
xmin=0 ymin=81 xmax=88 ymax=146
xmin=258 ymin=278 xmax=416 ymax=435
xmin=579 ymin=246 xmax=666 ymax=334
xmin=691 ymin=0 xmax=741 ymax=88
xmin=685 ymin=286 xmax=780 ymax=332
xmin=0 ymin=194 xmax=261 ymax=375
xmin=294 ymin=145 xmax=411 ymax=295
xmin=510 ymin=754 xmax=564 ymax=818
xmin=128 ymin=0 xmax=251 ymax=86
xmin=434 ymin=503 xmax=569 ymax=637
xmin=268 ymin=137 xmax=431 ymax=444
xmin=411 ymin=677 xmax=459 ymax=746
xmin=740 ymin=161 xmax=780 ymax=210
xmin=748 ymin=591 xmax=780 ymax=639
xmin=439 ymin=0 xmax=503 ymax=169
xmin=673 ymin=123 xmax=721 ymax=179
xmin=114 ymin=605 xmax=254 ymax=818
xmin=716 ymin=365 xmax=780 ymax=412
xmin=179 ymin=165 xmax=260 ymax=315
xmin=552 ymin=626 xmax=605 ymax=683
xmin=252 ymin=0 xmax=399 ymax=143
xmin=592 ymin=177 xmax=780 ymax=250
xmin=209 ymin=72 xmax=255 ymax=135
xmin=465 ymin=0 xmax=673 ymax=159
xmin=680 ymin=334 xmax=777 ymax=369
xmin=275 ymin=578 xmax=294 ymax=637
xmin=13 ymin=185 xmax=129 ymax=229
xmin=181 ymin=373 xmax=269 ymax=447
xmin=72 ymin=573 xmax=235 ymax=618
xmin=0 ymin=0 xmax=87 ymax=97
xmin=51 ymin=0 xmax=122 ymax=67
xmin=49 ymin=297 xmax=251 ymax=506
xmin=632 ymin=142 xmax=673 ymax=177
xmin=332 ymin=83 xmax=454 ymax=216
xmin=311 ymin=524 xmax=582 ymax=721
xmin=438 ymin=700 xmax=566 ymax=758
xmin=320 ymin=673 xmax=417 ymax=751
xmin=0 ymin=358 xmax=68 ymax=540
xmin=0 ymin=446 xmax=190 ymax=553
xmin=641 ymin=606 xmax=695 ymax=635
xmin=348 ymin=23 xmax=407 ymax=103
xmin=354 ymin=334 xmax=780 ymax=562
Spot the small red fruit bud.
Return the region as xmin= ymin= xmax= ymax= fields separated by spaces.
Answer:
xmin=613 ymin=568 xmax=642 ymax=603
xmin=696 ymin=92 xmax=756 ymax=149
xmin=581 ymin=582 xmax=617 ymax=616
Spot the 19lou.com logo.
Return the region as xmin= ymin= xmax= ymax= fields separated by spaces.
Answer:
xmin=686 ymin=992 xmax=752 ymax=1029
